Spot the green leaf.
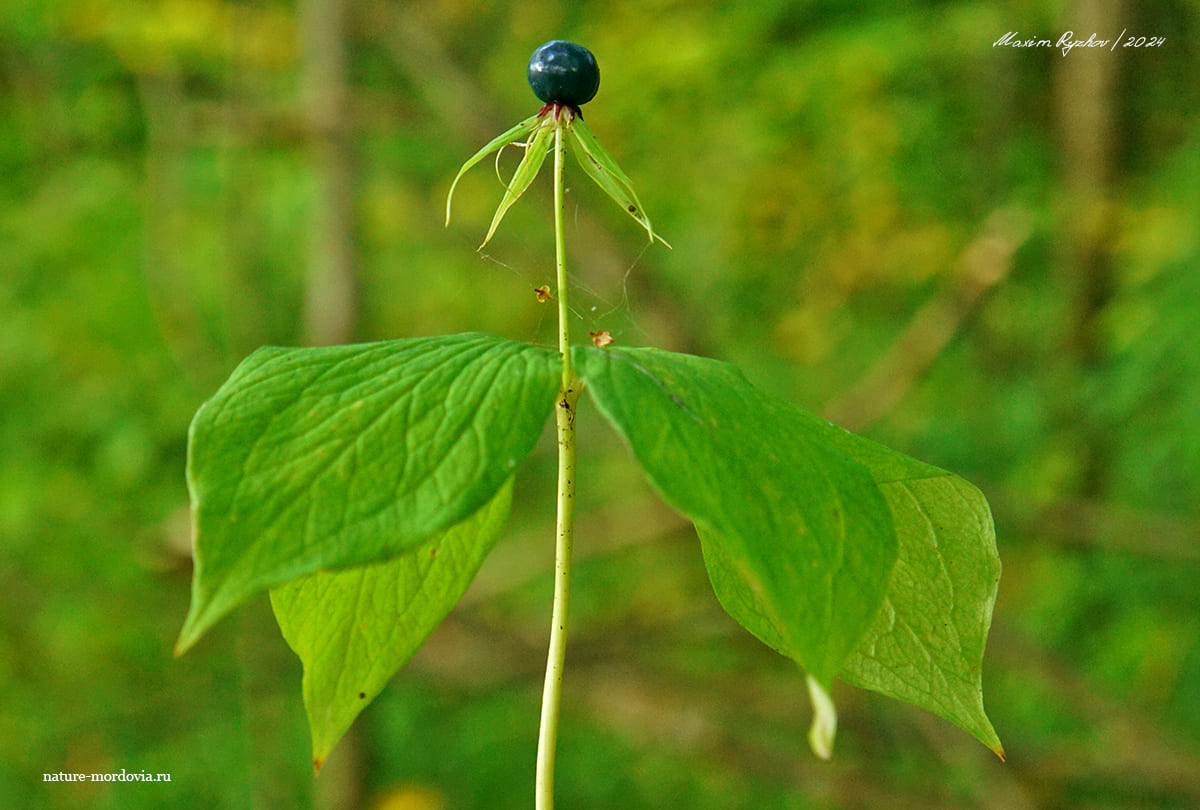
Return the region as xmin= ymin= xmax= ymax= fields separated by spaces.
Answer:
xmin=270 ymin=478 xmax=513 ymax=772
xmin=568 ymin=118 xmax=670 ymax=247
xmin=838 ymin=474 xmax=1004 ymax=756
xmin=481 ymin=118 xmax=555 ymax=247
xmin=772 ymin=417 xmax=1003 ymax=755
xmin=177 ymin=333 xmax=560 ymax=654
xmin=445 ymin=113 xmax=541 ymax=227
xmin=573 ymin=346 xmax=897 ymax=685
xmin=577 ymin=344 xmax=1003 ymax=756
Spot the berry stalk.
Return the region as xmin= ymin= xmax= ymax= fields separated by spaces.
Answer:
xmin=536 ymin=114 xmax=578 ymax=810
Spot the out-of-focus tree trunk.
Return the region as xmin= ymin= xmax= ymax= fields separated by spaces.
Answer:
xmin=300 ymin=0 xmax=358 ymax=346
xmin=1054 ymin=0 xmax=1122 ymax=496
xmin=297 ymin=6 xmax=363 ymax=807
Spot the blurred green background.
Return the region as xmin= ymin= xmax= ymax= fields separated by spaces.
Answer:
xmin=3 ymin=0 xmax=1198 ymax=807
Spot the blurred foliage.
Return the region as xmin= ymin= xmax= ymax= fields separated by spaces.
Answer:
xmin=2 ymin=0 xmax=1198 ymax=808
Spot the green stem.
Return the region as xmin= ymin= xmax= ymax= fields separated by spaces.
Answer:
xmin=552 ymin=121 xmax=574 ymax=388
xmin=536 ymin=113 xmax=577 ymax=810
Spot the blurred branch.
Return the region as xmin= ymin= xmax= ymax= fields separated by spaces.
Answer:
xmin=300 ymin=0 xmax=358 ymax=345
xmin=991 ymin=486 xmax=1200 ymax=562
xmin=1054 ymin=0 xmax=1122 ymax=497
xmin=824 ymin=208 xmax=1031 ymax=431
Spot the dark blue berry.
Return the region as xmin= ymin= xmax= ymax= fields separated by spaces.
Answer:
xmin=527 ymin=40 xmax=600 ymax=108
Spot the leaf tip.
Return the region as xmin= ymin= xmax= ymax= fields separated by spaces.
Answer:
xmin=445 ymin=180 xmax=462 ymax=227
xmin=174 ymin=585 xmax=228 ymax=657
xmin=993 ymin=744 xmax=1006 ymax=762
xmin=174 ymin=616 xmax=203 ymax=657
xmin=806 ymin=674 xmax=837 ymax=761
xmin=313 ymin=757 xmax=324 ymax=776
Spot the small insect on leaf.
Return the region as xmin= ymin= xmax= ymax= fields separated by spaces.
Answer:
xmin=534 ymin=285 xmax=552 ymax=303
xmin=589 ymin=330 xmax=614 ymax=348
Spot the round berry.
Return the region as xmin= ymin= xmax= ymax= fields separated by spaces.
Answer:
xmin=527 ymin=40 xmax=600 ymax=108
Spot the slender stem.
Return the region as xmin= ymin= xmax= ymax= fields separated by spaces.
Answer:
xmin=552 ymin=120 xmax=573 ymax=387
xmin=536 ymin=112 xmax=577 ymax=810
